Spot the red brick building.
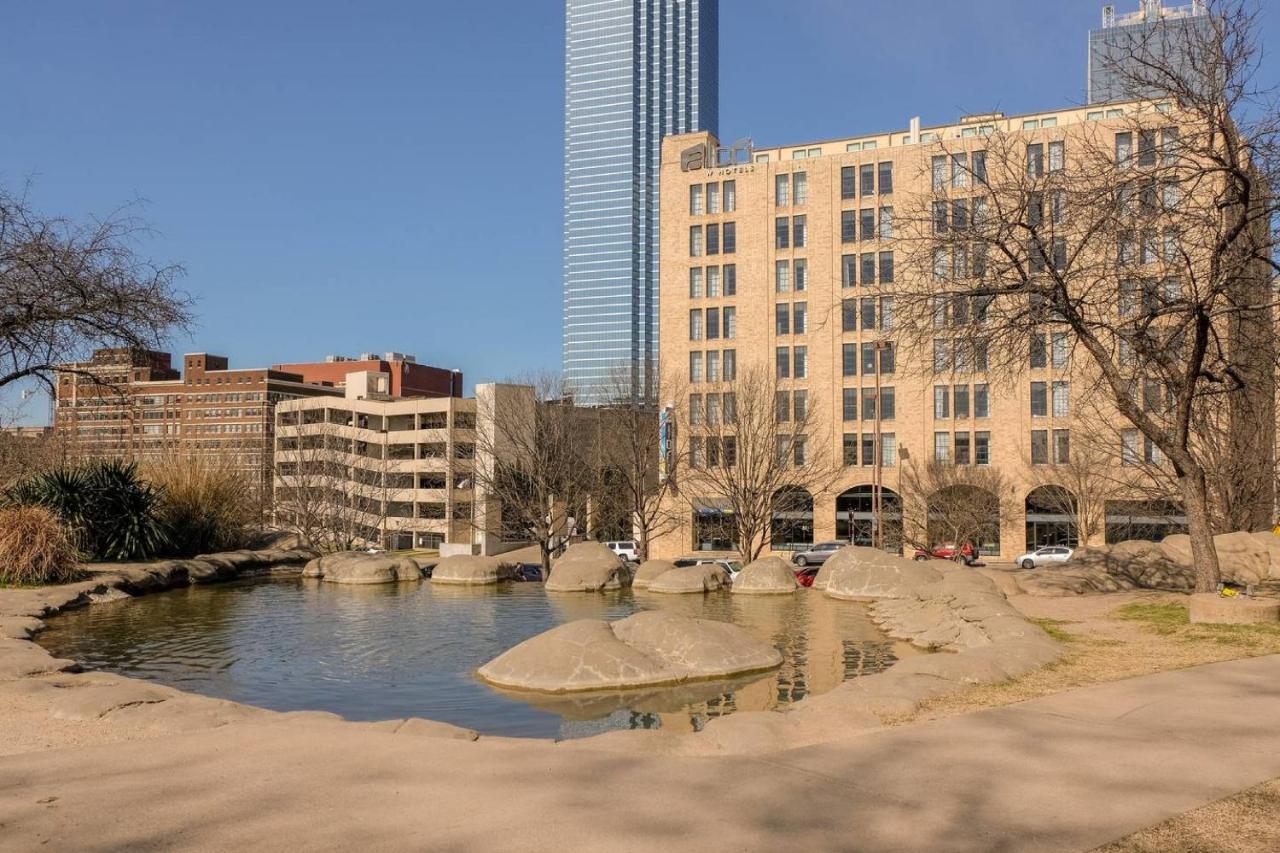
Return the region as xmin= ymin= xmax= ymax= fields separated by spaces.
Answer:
xmin=272 ymin=353 xmax=462 ymax=399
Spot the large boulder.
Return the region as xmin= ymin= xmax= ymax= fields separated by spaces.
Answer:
xmin=647 ymin=564 xmax=728 ymax=594
xmin=824 ymin=548 xmax=944 ymax=600
xmin=545 ymin=542 xmax=630 ymax=592
xmin=632 ymin=560 xmax=680 ymax=590
xmin=301 ymin=552 xmax=422 ymax=584
xmin=431 ymin=555 xmax=516 ymax=585
xmin=1247 ymin=532 xmax=1280 ymax=580
xmin=477 ymin=610 xmax=781 ymax=692
xmin=731 ymin=557 xmax=798 ymax=595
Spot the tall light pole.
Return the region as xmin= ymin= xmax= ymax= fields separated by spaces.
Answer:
xmin=872 ymin=340 xmax=892 ymax=551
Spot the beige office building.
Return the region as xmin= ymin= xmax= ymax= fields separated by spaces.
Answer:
xmin=651 ymin=100 xmax=1268 ymax=562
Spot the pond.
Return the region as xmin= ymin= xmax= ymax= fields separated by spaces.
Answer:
xmin=38 ymin=577 xmax=916 ymax=740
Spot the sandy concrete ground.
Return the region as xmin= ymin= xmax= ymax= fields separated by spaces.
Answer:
xmin=1 ymin=654 xmax=1279 ymax=852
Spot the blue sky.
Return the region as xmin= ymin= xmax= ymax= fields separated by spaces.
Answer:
xmin=3 ymin=1 xmax=1276 ymax=423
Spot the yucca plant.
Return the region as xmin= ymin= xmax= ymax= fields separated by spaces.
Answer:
xmin=5 ymin=460 xmax=168 ymax=561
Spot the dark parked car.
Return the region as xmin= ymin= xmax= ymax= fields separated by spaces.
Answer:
xmin=791 ymin=541 xmax=844 ymax=567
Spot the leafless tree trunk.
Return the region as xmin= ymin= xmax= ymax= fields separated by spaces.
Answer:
xmin=890 ymin=1 xmax=1278 ymax=591
xmin=898 ymin=458 xmax=1013 ymax=556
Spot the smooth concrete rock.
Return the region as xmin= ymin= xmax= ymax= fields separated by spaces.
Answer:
xmin=632 ymin=560 xmax=680 ymax=590
xmin=0 ymin=639 xmax=78 ymax=680
xmin=477 ymin=610 xmax=781 ymax=693
xmin=824 ymin=548 xmax=944 ymax=600
xmin=545 ymin=542 xmax=629 ymax=592
xmin=1248 ymin=532 xmax=1280 ymax=580
xmin=0 ymin=616 xmax=44 ymax=640
xmin=47 ymin=680 xmax=174 ymax=721
xmin=1189 ymin=592 xmax=1280 ymax=625
xmin=88 ymin=587 xmax=132 ymax=605
xmin=647 ymin=564 xmax=728 ymax=594
xmin=368 ymin=718 xmax=481 ymax=741
xmin=302 ymin=552 xmax=422 ymax=584
xmin=430 ymin=555 xmax=515 ymax=585
xmin=731 ymin=557 xmax=798 ymax=595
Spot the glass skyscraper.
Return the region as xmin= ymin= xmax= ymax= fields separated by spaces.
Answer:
xmin=1089 ymin=1 xmax=1209 ymax=104
xmin=563 ymin=0 xmax=718 ymax=403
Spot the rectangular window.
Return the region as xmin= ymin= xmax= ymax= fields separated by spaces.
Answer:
xmin=878 ymin=161 xmax=893 ymax=194
xmin=861 ymin=253 xmax=876 ymax=285
xmin=723 ymin=307 xmax=736 ymax=339
xmin=689 ymin=268 xmax=703 ymax=298
xmin=878 ymin=206 xmax=894 ymax=239
xmin=933 ymin=338 xmax=951 ymax=373
xmin=880 ymin=342 xmax=896 ymax=374
xmin=793 ymin=215 xmax=807 ymax=248
xmin=879 ymin=251 xmax=895 ymax=283
xmin=794 ymin=258 xmax=807 ymax=291
xmin=860 ymin=296 xmax=877 ymax=330
xmin=842 ymin=343 xmax=858 ymax=377
xmin=776 ymin=174 xmax=791 ymax=207
xmin=860 ymin=434 xmax=874 ymax=467
xmin=841 ymin=210 xmax=857 ymax=243
xmin=955 ymin=432 xmax=971 ymax=465
xmin=793 ymin=346 xmax=807 ymax=379
xmin=723 ymin=264 xmax=736 ymax=296
xmin=722 ymin=222 xmax=736 ymax=254
xmin=690 ymin=184 xmax=704 ymax=215
xmin=775 ymin=260 xmax=791 ymax=292
xmin=860 ymin=208 xmax=875 ymax=241
xmin=1051 ymin=189 xmax=1067 ymax=225
xmin=689 ymin=394 xmax=703 ymax=425
xmin=842 ymin=254 xmax=857 ymax=287
xmin=690 ymin=226 xmax=703 ymax=256
xmin=776 ymin=391 xmax=791 ymax=423
xmin=1051 ymin=332 xmax=1068 ymax=369
xmin=707 ymin=182 xmax=720 ymax=214
xmin=862 ymin=342 xmax=877 ymax=375
xmin=1031 ymin=430 xmax=1049 ymax=465
xmin=1138 ymin=130 xmax=1157 ymax=166
xmin=689 ymin=351 xmax=703 ymax=383
xmin=723 ymin=349 xmax=737 ymax=380
xmin=706 ymin=223 xmax=719 ymax=255
xmin=934 ymin=200 xmax=949 ymax=234
xmin=841 ymin=166 xmax=856 ymax=200
xmin=706 ymin=307 xmax=720 ymax=340
xmin=1052 ymin=381 xmax=1069 ymax=417
xmin=974 ymin=383 xmax=990 ymax=418
xmin=880 ymin=296 xmax=895 ymax=330
xmin=861 ymin=388 xmax=878 ymax=421
xmin=775 ymin=217 xmax=789 ymax=249
xmin=707 ymin=351 xmax=720 ymax=382
xmin=954 ymin=384 xmax=970 ymax=418
xmin=1031 ymin=381 xmax=1048 ymax=417
xmin=1049 ymin=140 xmax=1065 ymax=172
xmin=860 ymin=163 xmax=875 ymax=196
xmin=975 ymin=431 xmax=991 ymax=465
xmin=843 ymin=433 xmax=858 ymax=466
xmin=934 ymin=432 xmax=951 ymax=463
xmin=775 ymin=303 xmax=790 ymax=335
xmin=706 ymin=265 xmax=721 ymax=297
xmin=842 ymin=299 xmax=857 ymax=333
xmin=724 ymin=180 xmax=736 ymax=212
xmin=934 ymin=385 xmax=950 ymax=419
xmin=952 ymin=198 xmax=968 ymax=230
xmin=1116 ymin=132 xmax=1133 ymax=167
xmin=1053 ymin=429 xmax=1071 ymax=464
xmin=705 ymin=394 xmax=720 ymax=425
xmin=842 ymin=388 xmax=858 ymax=422
xmin=793 ymin=390 xmax=808 ymax=422
xmin=932 ymin=155 xmax=947 ymax=190
xmin=1027 ymin=143 xmax=1045 ymax=177
xmin=881 ymin=433 xmax=897 ymax=467
xmin=1121 ymin=429 xmax=1140 ymax=465
xmin=973 ymin=150 xmax=987 ymax=183
xmin=793 ymin=172 xmax=808 ymax=205
xmin=689 ymin=309 xmax=704 ymax=341
xmin=775 ymin=347 xmax=789 ymax=379
xmin=952 ymin=153 xmax=969 ymax=188
xmin=1030 ymin=333 xmax=1048 ymax=369
xmin=793 ymin=302 xmax=807 ymax=334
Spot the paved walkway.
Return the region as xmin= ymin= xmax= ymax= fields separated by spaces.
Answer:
xmin=2 ymin=655 xmax=1279 ymax=852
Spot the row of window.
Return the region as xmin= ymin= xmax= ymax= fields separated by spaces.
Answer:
xmin=689 ymin=222 xmax=736 ymax=256
xmin=688 ymin=392 xmax=735 ymax=426
xmin=1116 ymin=128 xmax=1179 ymax=169
xmin=689 ymin=180 xmax=737 ymax=215
xmin=934 ymin=431 xmax=994 ymax=465
xmin=775 ymin=215 xmax=807 ymax=249
xmin=688 ymin=349 xmax=737 ymax=384
xmin=841 ymin=342 xmax=897 ymax=376
xmin=841 ymin=162 xmax=894 ymax=199
xmin=841 ymin=207 xmax=893 ymax=243
xmin=932 ymin=294 xmax=993 ymax=328
xmin=931 ymin=384 xmax=993 ymax=419
xmin=1030 ymin=429 xmax=1072 ymax=465
xmin=775 ymin=172 xmax=808 ymax=206
xmin=842 ymin=297 xmax=895 ymax=332
xmin=933 ymin=338 xmax=990 ymax=373
xmin=1030 ymin=332 xmax=1071 ymax=369
xmin=775 ymin=346 xmax=808 ymax=380
xmin=1120 ymin=228 xmax=1181 ymax=266
xmin=843 ymin=252 xmax=894 ymax=286
xmin=1030 ymin=381 xmax=1071 ymax=418
xmin=776 ymin=389 xmax=809 ymax=422
xmin=1119 ymin=278 xmax=1182 ymax=317
xmin=689 ymin=265 xmax=737 ymax=298
xmin=842 ymin=387 xmax=895 ymax=421
xmin=775 ymin=258 xmax=808 ymax=292
xmin=931 ymin=151 xmax=989 ymax=190
xmin=933 ymin=196 xmax=992 ymax=233
xmin=689 ymin=307 xmax=738 ymax=341
xmin=843 ymin=433 xmax=897 ymax=467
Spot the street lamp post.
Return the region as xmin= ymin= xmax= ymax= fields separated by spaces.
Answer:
xmin=872 ymin=340 xmax=892 ymax=551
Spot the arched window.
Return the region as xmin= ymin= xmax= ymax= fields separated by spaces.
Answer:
xmin=835 ymin=485 xmax=903 ymax=552
xmin=771 ymin=487 xmax=814 ymax=551
xmin=1025 ymin=485 xmax=1079 ymax=550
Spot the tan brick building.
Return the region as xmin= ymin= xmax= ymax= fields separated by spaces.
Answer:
xmin=651 ymin=100 xmax=1251 ymax=562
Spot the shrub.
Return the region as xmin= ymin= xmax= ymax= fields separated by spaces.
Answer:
xmin=0 ymin=506 xmax=81 ymax=585
xmin=6 ymin=459 xmax=167 ymax=561
xmin=145 ymin=455 xmax=256 ymax=557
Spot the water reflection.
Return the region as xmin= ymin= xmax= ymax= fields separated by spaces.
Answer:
xmin=38 ymin=578 xmax=913 ymax=739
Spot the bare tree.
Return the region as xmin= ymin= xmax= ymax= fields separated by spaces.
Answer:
xmin=899 ymin=458 xmax=1014 ymax=557
xmin=678 ymin=364 xmax=839 ymax=563
xmin=595 ymin=367 xmax=689 ymax=562
xmin=469 ymin=376 xmax=601 ymax=578
xmin=891 ymin=1 xmax=1278 ymax=591
xmin=1026 ymin=441 xmax=1123 ymax=548
xmin=0 ymin=186 xmax=192 ymax=393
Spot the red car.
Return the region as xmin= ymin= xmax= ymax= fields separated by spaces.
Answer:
xmin=913 ymin=542 xmax=977 ymax=565
xmin=794 ymin=566 xmax=820 ymax=587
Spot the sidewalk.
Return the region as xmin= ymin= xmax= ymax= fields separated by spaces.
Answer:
xmin=2 ymin=654 xmax=1278 ymax=852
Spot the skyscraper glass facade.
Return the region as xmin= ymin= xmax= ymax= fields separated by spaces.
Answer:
xmin=564 ymin=0 xmax=718 ymax=402
xmin=1088 ymin=1 xmax=1209 ymax=104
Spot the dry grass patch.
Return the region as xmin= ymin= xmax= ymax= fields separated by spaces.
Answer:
xmin=1091 ymin=778 xmax=1280 ymax=853
xmin=0 ymin=505 xmax=81 ymax=586
xmin=884 ymin=597 xmax=1280 ymax=726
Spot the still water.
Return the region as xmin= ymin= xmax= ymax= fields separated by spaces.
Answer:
xmin=38 ymin=577 xmax=914 ymax=739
